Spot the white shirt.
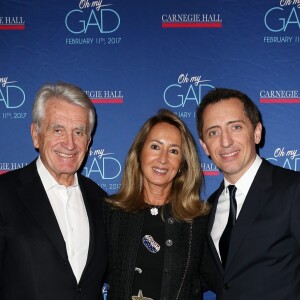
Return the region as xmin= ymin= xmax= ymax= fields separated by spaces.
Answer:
xmin=36 ymin=157 xmax=90 ymax=283
xmin=211 ymin=155 xmax=262 ymax=259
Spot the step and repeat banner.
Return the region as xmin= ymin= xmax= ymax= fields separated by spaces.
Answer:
xmin=1 ymin=1 xmax=299 ymax=298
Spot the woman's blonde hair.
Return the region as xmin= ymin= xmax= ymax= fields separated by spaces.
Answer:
xmin=109 ymin=109 xmax=210 ymax=222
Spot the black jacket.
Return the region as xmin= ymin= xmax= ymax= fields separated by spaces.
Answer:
xmin=0 ymin=160 xmax=108 ymax=300
xmin=103 ymin=201 xmax=216 ymax=299
xmin=208 ymin=159 xmax=300 ymax=299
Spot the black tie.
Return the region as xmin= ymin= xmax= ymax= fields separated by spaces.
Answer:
xmin=219 ymin=185 xmax=237 ymax=268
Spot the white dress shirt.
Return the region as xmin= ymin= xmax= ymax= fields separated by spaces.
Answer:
xmin=211 ymin=155 xmax=262 ymax=259
xmin=36 ymin=157 xmax=90 ymax=283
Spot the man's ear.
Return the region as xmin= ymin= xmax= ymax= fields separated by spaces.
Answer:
xmin=254 ymin=122 xmax=263 ymax=145
xmin=31 ymin=123 xmax=39 ymax=149
xmin=199 ymin=138 xmax=210 ymax=156
xmin=86 ymin=137 xmax=91 ymax=152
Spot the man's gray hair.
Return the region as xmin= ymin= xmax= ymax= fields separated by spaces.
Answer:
xmin=32 ymin=81 xmax=96 ymax=137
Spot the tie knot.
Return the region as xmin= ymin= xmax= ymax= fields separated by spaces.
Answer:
xmin=228 ymin=185 xmax=237 ymax=198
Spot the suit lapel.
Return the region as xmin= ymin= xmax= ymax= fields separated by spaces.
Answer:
xmin=225 ymin=160 xmax=273 ymax=273
xmin=207 ymin=182 xmax=225 ymax=275
xmin=17 ymin=162 xmax=68 ymax=260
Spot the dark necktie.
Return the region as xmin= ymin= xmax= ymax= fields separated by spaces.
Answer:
xmin=219 ymin=185 xmax=237 ymax=268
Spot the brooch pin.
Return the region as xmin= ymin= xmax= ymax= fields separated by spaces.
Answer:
xmin=142 ymin=235 xmax=160 ymax=253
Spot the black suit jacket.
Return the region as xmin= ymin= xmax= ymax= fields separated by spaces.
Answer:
xmin=0 ymin=160 xmax=108 ymax=300
xmin=208 ymin=159 xmax=300 ymax=300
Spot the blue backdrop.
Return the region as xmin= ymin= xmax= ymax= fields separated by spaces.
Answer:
xmin=1 ymin=1 xmax=300 ymax=299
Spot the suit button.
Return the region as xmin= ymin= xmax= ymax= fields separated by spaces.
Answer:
xmin=224 ymin=283 xmax=230 ymax=289
xmin=167 ymin=217 xmax=174 ymax=224
xmin=77 ymin=287 xmax=82 ymax=293
xmin=165 ymin=239 xmax=173 ymax=246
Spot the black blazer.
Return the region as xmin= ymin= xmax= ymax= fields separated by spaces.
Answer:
xmin=103 ymin=201 xmax=216 ymax=299
xmin=208 ymin=159 xmax=300 ymax=300
xmin=0 ymin=160 xmax=108 ymax=300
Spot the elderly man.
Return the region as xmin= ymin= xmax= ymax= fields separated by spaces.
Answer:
xmin=0 ymin=82 xmax=108 ymax=299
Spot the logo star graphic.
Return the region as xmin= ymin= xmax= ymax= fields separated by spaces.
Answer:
xmin=131 ymin=289 xmax=153 ymax=300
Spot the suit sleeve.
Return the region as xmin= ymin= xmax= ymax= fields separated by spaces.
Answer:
xmin=199 ymin=235 xmax=218 ymax=293
xmin=0 ymin=222 xmax=3 ymax=292
xmin=290 ymin=172 xmax=300 ymax=247
xmin=0 ymin=175 xmax=6 ymax=292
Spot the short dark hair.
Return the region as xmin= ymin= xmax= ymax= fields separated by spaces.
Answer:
xmin=196 ymin=88 xmax=261 ymax=139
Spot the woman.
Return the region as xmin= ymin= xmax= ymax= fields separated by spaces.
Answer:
xmin=103 ymin=109 xmax=215 ymax=299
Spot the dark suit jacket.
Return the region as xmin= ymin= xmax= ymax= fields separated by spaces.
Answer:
xmin=208 ymin=159 xmax=300 ymax=300
xmin=0 ymin=160 xmax=108 ymax=300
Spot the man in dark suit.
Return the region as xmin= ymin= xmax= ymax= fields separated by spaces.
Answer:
xmin=0 ymin=82 xmax=108 ymax=299
xmin=196 ymin=88 xmax=300 ymax=299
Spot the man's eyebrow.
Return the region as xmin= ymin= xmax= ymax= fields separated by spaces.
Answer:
xmin=74 ymin=125 xmax=86 ymax=131
xmin=204 ymin=120 xmax=246 ymax=132
xmin=227 ymin=119 xmax=245 ymax=125
xmin=204 ymin=125 xmax=220 ymax=133
xmin=47 ymin=123 xmax=64 ymax=130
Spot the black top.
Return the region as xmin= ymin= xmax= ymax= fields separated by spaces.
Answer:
xmin=132 ymin=206 xmax=165 ymax=299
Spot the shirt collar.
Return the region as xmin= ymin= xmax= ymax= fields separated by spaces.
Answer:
xmin=224 ymin=155 xmax=262 ymax=195
xmin=36 ymin=157 xmax=78 ymax=191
